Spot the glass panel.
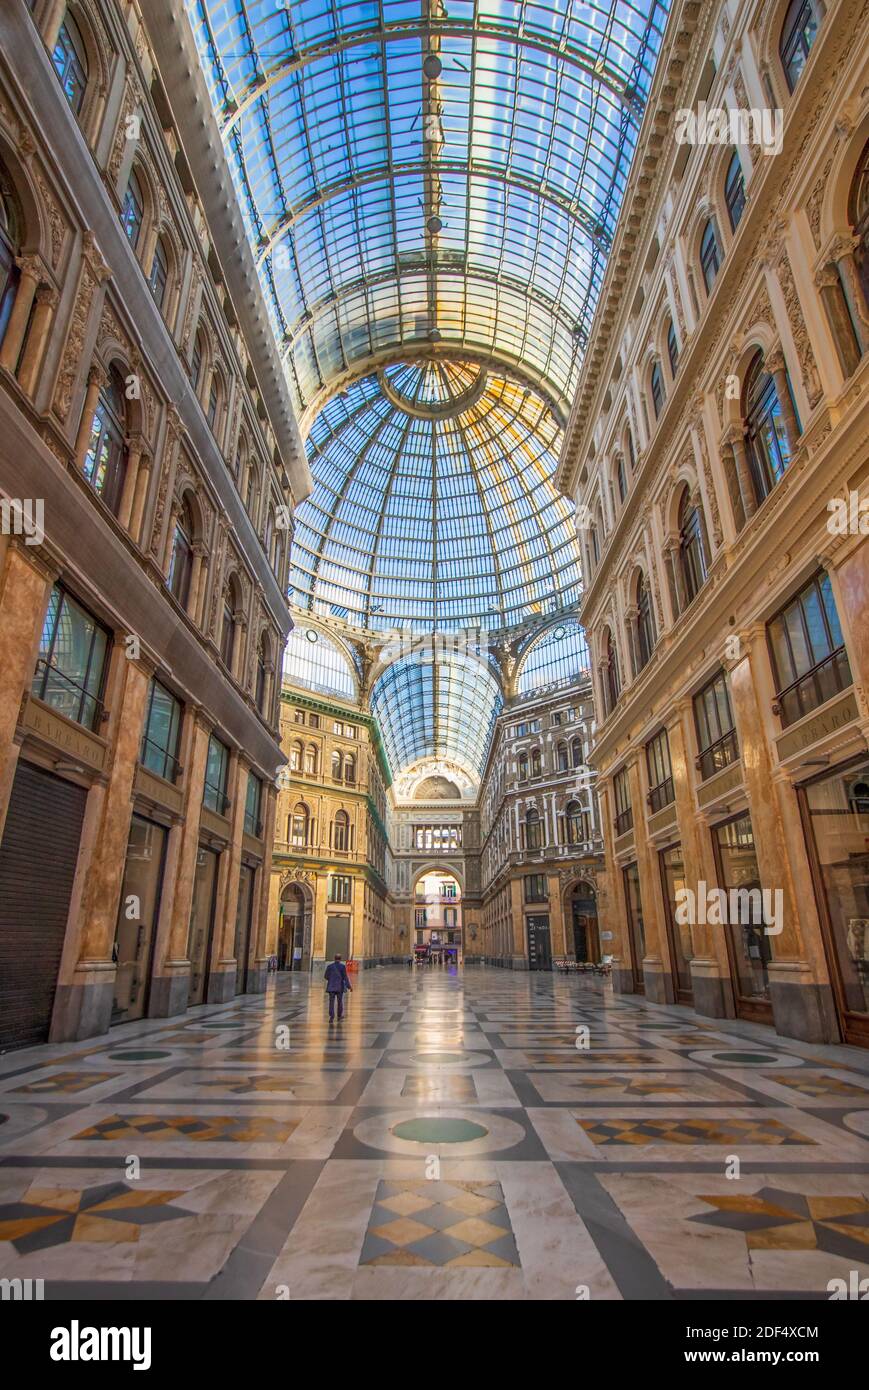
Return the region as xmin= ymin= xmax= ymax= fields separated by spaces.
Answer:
xmin=33 ymin=585 xmax=109 ymax=731
xmin=516 ymin=620 xmax=590 ymax=693
xmin=284 ymin=625 xmax=356 ymax=696
xmin=659 ymin=843 xmax=692 ymax=997
xmin=188 ymin=846 xmax=219 ymax=1005
xmin=714 ymin=814 xmax=773 ymax=1004
xmin=112 ymin=815 xmax=167 ymax=1023
xmin=623 ymin=862 xmax=645 ymax=989
xmin=141 ymin=678 xmax=182 ymax=782
xmin=804 ymin=760 xmax=869 ymax=1019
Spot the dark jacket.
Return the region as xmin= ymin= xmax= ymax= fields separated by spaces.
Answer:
xmin=324 ymin=960 xmax=350 ymax=994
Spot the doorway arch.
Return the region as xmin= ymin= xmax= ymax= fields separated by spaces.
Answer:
xmin=279 ymin=879 xmax=313 ymax=971
xmin=567 ymin=879 xmax=600 ymax=963
xmin=412 ymin=867 xmax=463 ymax=965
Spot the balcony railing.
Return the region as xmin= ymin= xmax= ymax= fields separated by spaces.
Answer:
xmin=772 ymin=647 xmax=852 ymax=728
xmin=696 ymin=728 xmax=739 ymax=782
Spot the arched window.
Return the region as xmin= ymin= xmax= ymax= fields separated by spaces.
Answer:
xmin=289 ymin=802 xmax=308 ymax=847
xmin=344 ymin=753 xmax=356 ymax=784
xmin=120 ymin=168 xmax=145 ymax=251
xmin=626 ymin=428 xmax=636 ymax=471
xmin=83 ymin=364 xmax=128 ymax=514
xmin=303 ymin=743 xmax=317 ymax=775
xmin=518 ymin=751 xmax=529 ymax=781
xmin=219 ymin=582 xmax=237 ymax=670
xmin=650 ymin=361 xmax=665 ymax=419
xmin=255 ymin=634 xmax=268 ymax=713
xmin=264 ymin=508 xmax=276 ymax=566
xmin=604 ymin=629 xmax=620 ymax=713
xmin=331 ymin=749 xmax=343 ymax=781
xmin=525 ymin=808 xmax=542 ymax=851
xmin=780 ymin=0 xmax=822 ymax=93
xmin=565 ymin=800 xmax=585 ymax=845
xmin=289 ymin=740 xmax=302 ymax=772
xmin=557 ymin=741 xmax=569 ymax=772
xmin=571 ymin=736 xmax=583 ymax=768
xmin=616 ymin=454 xmax=627 ymax=503
xmin=724 ymin=152 xmax=746 ymax=232
xmin=245 ymin=459 xmax=258 ymax=510
xmin=700 ymin=220 xmax=720 ymax=293
xmin=743 ymin=351 xmax=794 ymax=501
xmin=149 ymin=236 xmax=169 ymax=309
xmin=206 ymin=371 xmax=222 ymax=432
xmin=0 ymin=170 xmax=21 ymax=346
xmin=168 ymin=498 xmax=194 ymax=607
xmin=530 ymin=746 xmax=541 ymax=777
xmin=191 ymin=330 xmax=205 ymax=392
xmin=678 ymin=490 xmax=707 ymax=605
xmin=590 ymin=521 xmax=600 ymax=567
xmin=51 ymin=10 xmax=88 ymax=115
xmin=849 ymin=136 xmax=869 ymax=319
xmin=666 ymin=321 xmax=679 ymax=378
xmin=637 ymin=575 xmax=656 ymax=670
xmin=333 ymin=810 xmax=350 ymax=851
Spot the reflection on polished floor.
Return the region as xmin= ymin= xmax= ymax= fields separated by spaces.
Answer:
xmin=1 ymin=966 xmax=869 ymax=1300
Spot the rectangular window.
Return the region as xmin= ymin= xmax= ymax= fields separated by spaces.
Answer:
xmin=646 ymin=728 xmax=674 ymax=813
xmin=328 ymin=874 xmax=352 ymax=904
xmin=524 ymin=874 xmax=547 ymax=902
xmin=32 ymin=583 xmax=109 ymax=732
xmin=444 ymin=907 xmax=457 ymax=927
xmin=244 ymin=771 xmax=262 ymax=837
xmin=140 ymin=677 xmax=182 ymax=783
xmin=613 ymin=767 xmax=633 ymax=835
xmin=693 ymin=670 xmax=738 ymax=780
xmin=294 ymin=709 xmax=305 ymax=723
xmin=308 ymin=713 xmax=319 ymax=728
xmin=767 ymin=572 xmax=852 ymax=727
xmin=415 ymin=908 xmax=427 ymax=927
xmin=203 ymin=734 xmax=230 ymax=815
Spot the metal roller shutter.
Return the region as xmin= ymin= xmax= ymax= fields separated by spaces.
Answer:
xmin=0 ymin=762 xmax=87 ymax=1050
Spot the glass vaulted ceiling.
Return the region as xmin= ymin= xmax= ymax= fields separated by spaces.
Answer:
xmin=187 ymin=0 xmax=668 ymax=419
xmin=292 ymin=360 xmax=581 ymax=632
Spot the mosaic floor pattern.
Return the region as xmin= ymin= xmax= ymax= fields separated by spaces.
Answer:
xmin=1 ymin=966 xmax=868 ymax=1299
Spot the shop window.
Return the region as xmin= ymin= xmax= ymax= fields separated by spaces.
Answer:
xmin=646 ymin=728 xmax=674 ymax=813
xmin=140 ymin=676 xmax=182 ymax=782
xmin=767 ymin=571 xmax=852 ymax=726
xmin=203 ymin=734 xmax=230 ymax=814
xmin=32 ymin=583 xmax=109 ymax=731
xmin=244 ymin=771 xmax=262 ymax=836
xmin=329 ymin=875 xmax=352 ymax=904
xmin=693 ymin=670 xmax=739 ymax=779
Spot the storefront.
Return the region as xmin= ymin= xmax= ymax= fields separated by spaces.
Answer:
xmin=188 ymin=845 xmax=220 ymax=1005
xmin=0 ymin=761 xmax=88 ymax=1049
xmin=659 ymin=843 xmax=693 ymax=1004
xmin=233 ymin=862 xmax=256 ymax=994
xmin=711 ymin=812 xmax=773 ymax=1023
xmin=799 ymin=755 xmax=869 ymax=1047
xmin=112 ymin=813 xmax=168 ymax=1023
xmin=525 ymin=912 xmax=552 ymax=969
xmin=622 ymin=862 xmax=646 ymax=993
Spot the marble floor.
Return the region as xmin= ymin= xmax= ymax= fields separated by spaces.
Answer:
xmin=1 ymin=965 xmax=868 ymax=1300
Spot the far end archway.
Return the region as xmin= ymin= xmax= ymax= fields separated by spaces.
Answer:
xmin=413 ymin=869 xmax=462 ymax=965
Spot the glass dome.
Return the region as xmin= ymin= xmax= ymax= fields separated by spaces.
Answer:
xmin=290 ymin=359 xmax=582 ymax=632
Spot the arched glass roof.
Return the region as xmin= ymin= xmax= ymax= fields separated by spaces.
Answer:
xmin=283 ymin=623 xmax=357 ymax=697
xmin=370 ymin=650 xmax=502 ymax=777
xmin=516 ymin=619 xmax=590 ymax=693
xmin=186 ymin=0 xmax=669 ymax=418
xmin=290 ymin=359 xmax=581 ymax=632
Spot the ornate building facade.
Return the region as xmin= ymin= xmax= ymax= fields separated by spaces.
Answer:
xmin=478 ymin=658 xmax=604 ymax=969
xmin=0 ymin=0 xmax=308 ymax=1047
xmin=560 ymin=0 xmax=869 ymax=1046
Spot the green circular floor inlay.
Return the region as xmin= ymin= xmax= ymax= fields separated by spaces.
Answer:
xmin=108 ymin=1050 xmax=171 ymax=1061
xmin=711 ymin=1051 xmax=776 ymax=1064
xmin=392 ymin=1117 xmax=488 ymax=1144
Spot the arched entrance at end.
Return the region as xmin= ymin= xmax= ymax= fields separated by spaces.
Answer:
xmin=568 ymin=880 xmax=600 ymax=963
xmin=412 ymin=868 xmax=463 ymax=965
xmin=279 ymin=880 xmax=313 ymax=971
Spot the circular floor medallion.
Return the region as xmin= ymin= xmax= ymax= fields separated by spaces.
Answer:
xmin=392 ymin=1117 xmax=489 ymax=1144
xmin=106 ymin=1049 xmax=172 ymax=1062
xmin=688 ymin=1047 xmax=803 ymax=1068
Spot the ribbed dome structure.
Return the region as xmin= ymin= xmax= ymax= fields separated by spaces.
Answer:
xmin=290 ymin=360 xmax=581 ymax=632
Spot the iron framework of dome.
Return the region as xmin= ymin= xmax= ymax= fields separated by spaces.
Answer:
xmin=291 ymin=359 xmax=581 ymax=632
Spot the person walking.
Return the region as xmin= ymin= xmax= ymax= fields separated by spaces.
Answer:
xmin=324 ymin=953 xmax=352 ymax=1021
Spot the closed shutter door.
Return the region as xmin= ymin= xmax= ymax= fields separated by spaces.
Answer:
xmin=0 ymin=762 xmax=87 ymax=1049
